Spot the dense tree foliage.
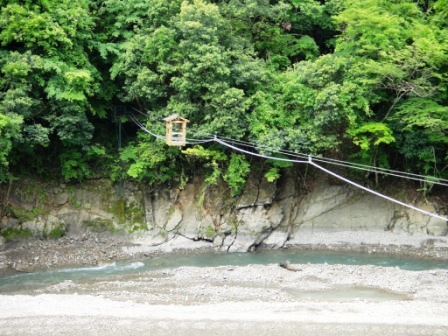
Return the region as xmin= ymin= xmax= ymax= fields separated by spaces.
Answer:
xmin=0 ymin=0 xmax=447 ymax=192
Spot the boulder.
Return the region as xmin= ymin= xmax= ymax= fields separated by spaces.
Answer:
xmin=22 ymin=215 xmax=66 ymax=238
xmin=0 ymin=216 xmax=20 ymax=229
xmin=54 ymin=192 xmax=69 ymax=206
xmin=426 ymin=217 xmax=447 ymax=236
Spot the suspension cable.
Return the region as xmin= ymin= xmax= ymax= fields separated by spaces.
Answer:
xmin=214 ymin=137 xmax=308 ymax=164
xmin=127 ymin=114 xmax=448 ymax=187
xmin=309 ymin=157 xmax=448 ymax=221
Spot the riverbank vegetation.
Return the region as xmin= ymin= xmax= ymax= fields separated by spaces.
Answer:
xmin=1 ymin=0 xmax=447 ymax=194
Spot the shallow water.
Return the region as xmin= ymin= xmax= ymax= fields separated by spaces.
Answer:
xmin=0 ymin=249 xmax=446 ymax=293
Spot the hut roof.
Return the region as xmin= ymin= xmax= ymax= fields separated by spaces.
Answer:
xmin=163 ymin=114 xmax=189 ymax=122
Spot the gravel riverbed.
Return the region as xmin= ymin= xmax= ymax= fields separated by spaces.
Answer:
xmin=1 ymin=231 xmax=448 ymax=335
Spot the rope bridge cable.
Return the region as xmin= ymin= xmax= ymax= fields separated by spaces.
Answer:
xmin=129 ymin=111 xmax=215 ymax=145
xmin=128 ymin=113 xmax=166 ymax=141
xmin=311 ymin=158 xmax=448 ymax=187
xmin=282 ymin=149 xmax=448 ymax=185
xmin=214 ymin=137 xmax=308 ymax=164
xmin=215 ymin=136 xmax=448 ymax=187
xmin=128 ymin=108 xmax=446 ymax=182
xmin=217 ymin=136 xmax=448 ymax=222
xmin=216 ymin=137 xmax=448 ymax=222
xmin=127 ymin=116 xmax=448 ymax=221
xmin=129 ymin=114 xmax=448 ymax=185
xmin=128 ymin=114 xmax=448 ymax=185
xmin=308 ymin=157 xmax=448 ymax=222
xmin=281 ymin=150 xmax=448 ymax=187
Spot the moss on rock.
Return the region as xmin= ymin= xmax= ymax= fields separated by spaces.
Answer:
xmin=85 ymin=218 xmax=117 ymax=233
xmin=46 ymin=223 xmax=66 ymax=239
xmin=110 ymin=200 xmax=126 ymax=224
xmin=9 ymin=207 xmax=45 ymax=223
xmin=1 ymin=227 xmax=32 ymax=241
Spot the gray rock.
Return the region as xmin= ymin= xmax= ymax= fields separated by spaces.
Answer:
xmin=426 ymin=216 xmax=447 ymax=236
xmin=263 ymin=230 xmax=289 ymax=248
xmin=165 ymin=206 xmax=183 ymax=232
xmin=1 ymin=216 xmax=20 ymax=229
xmin=54 ymin=192 xmax=69 ymax=206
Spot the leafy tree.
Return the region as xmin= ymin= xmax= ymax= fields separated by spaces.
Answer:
xmin=0 ymin=0 xmax=108 ymax=179
xmin=334 ymin=0 xmax=447 ymax=119
xmin=224 ymin=153 xmax=251 ymax=196
xmin=0 ymin=113 xmax=22 ymax=181
xmin=1 ymin=0 xmax=446 ymax=192
xmin=348 ymin=122 xmax=395 ymax=184
xmin=264 ymin=155 xmax=293 ymax=182
xmin=249 ymin=53 xmax=369 ymax=155
xmin=182 ymin=146 xmax=250 ymax=197
xmin=391 ymin=98 xmax=448 ymax=175
xmin=107 ymin=0 xmax=271 ymax=185
xmin=216 ymin=0 xmax=338 ymax=69
xmin=325 ymin=0 xmax=448 ymax=180
xmin=120 ymin=136 xmax=182 ymax=185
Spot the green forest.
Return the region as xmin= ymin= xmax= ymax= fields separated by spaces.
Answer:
xmin=1 ymin=0 xmax=447 ymax=194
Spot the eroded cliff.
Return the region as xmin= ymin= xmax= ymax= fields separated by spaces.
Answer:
xmin=1 ymin=169 xmax=447 ymax=255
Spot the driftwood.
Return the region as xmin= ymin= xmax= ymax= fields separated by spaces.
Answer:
xmin=279 ymin=261 xmax=302 ymax=272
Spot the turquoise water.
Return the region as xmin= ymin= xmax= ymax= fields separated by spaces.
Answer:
xmin=0 ymin=249 xmax=446 ymax=293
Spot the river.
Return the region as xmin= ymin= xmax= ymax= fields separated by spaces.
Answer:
xmin=1 ymin=249 xmax=447 ymax=294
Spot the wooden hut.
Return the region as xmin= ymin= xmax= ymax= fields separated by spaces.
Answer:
xmin=163 ymin=114 xmax=189 ymax=146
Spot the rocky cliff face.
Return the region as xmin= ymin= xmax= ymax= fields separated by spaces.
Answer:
xmin=1 ymin=170 xmax=447 ymax=253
